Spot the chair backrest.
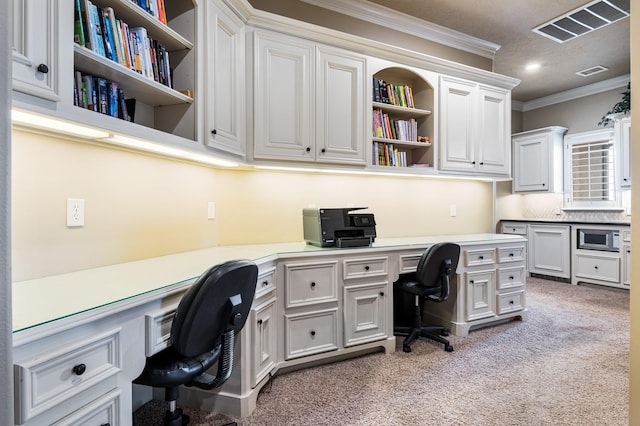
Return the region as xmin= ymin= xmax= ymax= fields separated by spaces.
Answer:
xmin=415 ymin=242 xmax=461 ymax=300
xmin=170 ymin=259 xmax=258 ymax=358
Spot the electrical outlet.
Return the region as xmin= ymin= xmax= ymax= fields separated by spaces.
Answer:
xmin=67 ymin=198 xmax=85 ymax=227
xmin=207 ymin=201 xmax=216 ymax=220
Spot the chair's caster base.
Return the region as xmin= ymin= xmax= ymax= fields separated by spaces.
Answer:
xmin=163 ymin=408 xmax=189 ymax=426
xmin=402 ymin=344 xmax=412 ymax=353
xmin=444 ymin=344 xmax=454 ymax=352
xmin=440 ymin=330 xmax=449 ymax=337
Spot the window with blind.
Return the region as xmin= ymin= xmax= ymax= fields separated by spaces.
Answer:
xmin=564 ymin=128 xmax=619 ymax=209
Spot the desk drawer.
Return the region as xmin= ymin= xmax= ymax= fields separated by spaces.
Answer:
xmin=398 ymin=252 xmax=423 ymax=274
xmin=498 ymin=246 xmax=525 ymax=263
xmin=497 ymin=267 xmax=525 ymax=291
xmin=575 ymin=253 xmax=620 ymax=283
xmin=14 ymin=328 xmax=121 ymax=423
xmin=256 ymin=266 xmax=276 ymax=301
xmin=501 ymin=223 xmax=527 ymax=235
xmin=285 ymin=261 xmax=338 ymax=308
xmin=51 ymin=388 xmax=121 ymax=426
xmin=284 ymin=308 xmax=338 ymax=360
xmin=342 ymin=256 xmax=388 ymax=280
xmin=464 ymin=248 xmax=496 ymax=267
xmin=497 ymin=291 xmax=525 ymax=314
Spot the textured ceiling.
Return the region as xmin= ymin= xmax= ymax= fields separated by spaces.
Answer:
xmin=368 ymin=0 xmax=630 ymax=102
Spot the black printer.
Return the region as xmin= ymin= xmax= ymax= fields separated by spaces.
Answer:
xmin=303 ymin=207 xmax=376 ymax=248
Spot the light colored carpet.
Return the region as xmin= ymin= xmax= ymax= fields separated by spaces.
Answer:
xmin=133 ymin=277 xmax=629 ymax=425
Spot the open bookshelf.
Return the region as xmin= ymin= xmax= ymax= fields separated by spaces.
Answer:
xmin=370 ymin=67 xmax=434 ymax=170
xmin=72 ymin=0 xmax=196 ymax=141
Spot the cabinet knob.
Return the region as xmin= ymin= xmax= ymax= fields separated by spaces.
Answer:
xmin=379 ymin=292 xmax=385 ymax=297
xmin=262 ymin=280 xmax=269 ymax=287
xmin=479 ymin=255 xmax=484 ymax=260
xmin=509 ymin=253 xmax=514 ymax=257
xmin=211 ymin=129 xmax=217 ymax=135
xmin=479 ymin=162 xmax=484 ymax=166
xmin=100 ymin=424 xmax=111 ymax=426
xmin=542 ymin=183 xmax=546 ymax=186
xmin=321 ymin=148 xmax=326 ymax=153
xmin=37 ymin=63 xmax=49 ymax=74
xmin=364 ymin=265 xmax=370 ymax=271
xmin=310 ymin=281 xmax=316 ymax=288
xmin=257 ymin=319 xmax=263 ymax=325
xmin=624 ymin=178 xmax=629 ymax=181
xmin=509 ymin=300 xmax=514 ymax=305
xmin=72 ymin=363 xmax=87 ymax=376
xmin=470 ymin=280 xmax=474 ymax=284
xmin=310 ymin=330 xmax=316 ymax=336
xmin=306 ymin=147 xmax=311 ymax=152
xmin=594 ymin=266 xmax=599 ymax=270
xmin=472 ymin=161 xmax=476 ymax=165
xmin=509 ymin=276 xmax=514 ymax=280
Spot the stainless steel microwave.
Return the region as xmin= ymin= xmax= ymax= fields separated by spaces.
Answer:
xmin=577 ymin=228 xmax=620 ymax=252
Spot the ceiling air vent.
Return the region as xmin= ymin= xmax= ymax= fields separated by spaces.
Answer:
xmin=576 ymin=65 xmax=610 ymax=77
xmin=533 ymin=0 xmax=630 ymax=43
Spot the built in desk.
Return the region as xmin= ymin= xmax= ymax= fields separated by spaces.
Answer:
xmin=12 ymin=234 xmax=526 ymax=424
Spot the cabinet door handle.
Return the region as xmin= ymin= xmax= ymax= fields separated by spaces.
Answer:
xmin=306 ymin=147 xmax=311 ymax=152
xmin=262 ymin=280 xmax=269 ymax=287
xmin=310 ymin=330 xmax=316 ymax=336
xmin=37 ymin=63 xmax=49 ymax=74
xmin=479 ymin=162 xmax=484 ymax=166
xmin=72 ymin=363 xmax=87 ymax=376
xmin=211 ymin=129 xmax=217 ymax=135
xmin=509 ymin=253 xmax=514 ymax=257
xmin=257 ymin=319 xmax=263 ymax=325
xmin=509 ymin=300 xmax=514 ymax=305
xmin=478 ymin=256 xmax=484 ymax=260
xmin=310 ymin=281 xmax=316 ymax=288
xmin=472 ymin=161 xmax=476 ymax=165
xmin=594 ymin=266 xmax=599 ymax=270
xmin=509 ymin=276 xmax=514 ymax=280
xmin=379 ymin=292 xmax=385 ymax=297
xmin=470 ymin=280 xmax=474 ymax=284
xmin=321 ymin=148 xmax=326 ymax=153
xmin=364 ymin=265 xmax=370 ymax=271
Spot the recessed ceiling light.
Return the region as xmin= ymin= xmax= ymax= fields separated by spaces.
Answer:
xmin=525 ymin=63 xmax=541 ymax=71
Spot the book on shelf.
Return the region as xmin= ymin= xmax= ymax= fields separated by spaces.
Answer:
xmin=75 ymin=70 xmax=134 ymax=122
xmin=87 ymin=1 xmax=106 ymax=57
xmin=99 ymin=7 xmax=116 ymax=61
xmin=372 ymin=77 xmax=415 ymax=108
xmin=82 ymin=74 xmax=95 ymax=111
xmin=74 ymin=0 xmax=86 ymax=46
xmin=106 ymin=7 xmax=126 ymax=66
xmin=108 ymin=82 xmax=119 ymax=117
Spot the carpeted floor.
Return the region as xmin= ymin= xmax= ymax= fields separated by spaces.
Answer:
xmin=133 ymin=277 xmax=629 ymax=425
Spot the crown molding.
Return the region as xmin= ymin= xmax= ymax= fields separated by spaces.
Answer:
xmin=520 ymin=74 xmax=630 ymax=112
xmin=300 ymin=0 xmax=500 ymax=59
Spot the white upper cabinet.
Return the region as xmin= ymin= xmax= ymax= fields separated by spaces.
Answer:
xmin=253 ymin=30 xmax=366 ymax=165
xmin=315 ymin=46 xmax=365 ymax=164
xmin=12 ymin=0 xmax=66 ymax=101
xmin=512 ymin=126 xmax=567 ymax=193
xmin=206 ymin=0 xmax=246 ymax=156
xmin=439 ymin=75 xmax=510 ymax=176
xmin=615 ymin=115 xmax=631 ymax=189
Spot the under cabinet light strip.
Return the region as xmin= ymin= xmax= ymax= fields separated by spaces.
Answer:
xmin=11 ymin=109 xmax=111 ymax=139
xmin=11 ymin=109 xmax=239 ymax=168
xmin=102 ymin=135 xmax=239 ymax=168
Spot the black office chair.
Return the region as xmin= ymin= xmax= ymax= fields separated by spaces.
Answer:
xmin=394 ymin=242 xmax=460 ymax=353
xmin=134 ymin=259 xmax=258 ymax=426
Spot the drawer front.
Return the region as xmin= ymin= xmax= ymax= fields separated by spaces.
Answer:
xmin=498 ymin=246 xmax=525 ymax=263
xmin=497 ymin=291 xmax=525 ymax=315
xmin=623 ymin=230 xmax=631 ymax=242
xmin=15 ymin=329 xmax=121 ymax=423
xmin=497 ymin=267 xmax=525 ymax=291
xmin=285 ymin=309 xmax=338 ymax=360
xmin=342 ymin=256 xmax=388 ymax=280
xmin=464 ymin=248 xmax=496 ymax=267
xmin=343 ymin=282 xmax=388 ymax=347
xmin=51 ymin=388 xmax=121 ymax=426
xmin=501 ymin=223 xmax=527 ymax=235
xmin=398 ymin=252 xmax=423 ymax=274
xmin=285 ymin=261 xmax=338 ymax=308
xmin=575 ymin=254 xmax=620 ymax=283
xmin=144 ymin=307 xmax=177 ymax=356
xmin=256 ymin=266 xmax=276 ymax=301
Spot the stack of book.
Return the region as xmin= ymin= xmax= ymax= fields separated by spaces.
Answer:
xmin=372 ymin=109 xmax=418 ymax=142
xmin=373 ymin=142 xmax=408 ymax=167
xmin=74 ymin=70 xmax=132 ymax=122
xmin=74 ymin=0 xmax=172 ymax=88
xmin=373 ymin=78 xmax=415 ymax=108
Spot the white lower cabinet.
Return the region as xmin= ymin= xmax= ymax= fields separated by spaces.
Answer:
xmin=528 ymin=224 xmax=571 ymax=279
xmin=250 ymin=299 xmax=277 ymax=387
xmin=13 ymin=325 xmax=127 ymax=426
xmin=412 ymin=242 xmax=527 ymax=336
xmin=343 ymin=282 xmax=388 ymax=347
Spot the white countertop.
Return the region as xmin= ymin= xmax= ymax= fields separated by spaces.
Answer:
xmin=12 ymin=234 xmax=524 ymax=333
